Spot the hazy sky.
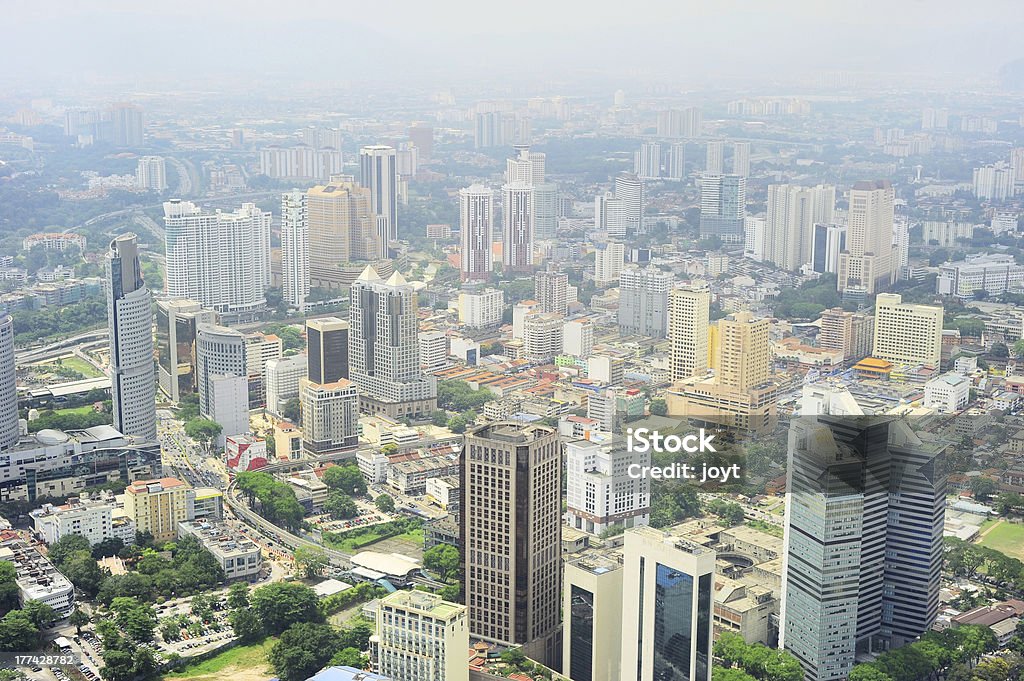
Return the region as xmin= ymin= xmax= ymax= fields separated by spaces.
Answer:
xmin=4 ymin=0 xmax=1024 ymax=90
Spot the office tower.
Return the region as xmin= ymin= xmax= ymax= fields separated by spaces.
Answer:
xmin=408 ymin=124 xmax=433 ymax=161
xmin=563 ymin=550 xmax=624 ymax=681
xmin=195 ymin=323 xmax=247 ymax=421
xmin=781 ymin=413 xmax=946 ymax=681
xmin=459 ymin=185 xmax=494 ymax=281
xmin=259 ymin=144 xmax=343 ymax=181
xmin=717 ymin=311 xmax=770 ymax=390
xmin=620 ymin=527 xmax=715 ymax=681
xmin=744 ymin=216 xmax=767 ymax=262
xmin=563 ymin=319 xmax=594 ymax=357
xmin=699 ymin=174 xmax=746 ymax=243
xmin=512 ymin=300 xmax=542 ymax=340
xmin=566 ymin=435 xmax=650 ymax=535
xmin=837 ymin=180 xmax=895 ymax=295
xmin=124 ymin=478 xmax=191 ymax=544
xmin=306 ymin=179 xmax=379 ymax=290
xmin=819 ymin=308 xmax=875 ymax=363
xmin=523 ymin=313 xmax=564 ymax=363
xmin=872 ymin=293 xmax=942 ymax=368
xmin=535 ymin=269 xmax=569 ymax=315
xmin=155 ymin=299 xmax=216 ymax=403
xmin=972 ymin=162 xmax=1015 ymax=201
xmin=418 ymin=331 xmax=448 ymax=373
xmin=109 ymin=103 xmax=144 ymax=147
xmin=299 ymin=377 xmax=359 ymax=455
xmin=594 ymin=194 xmax=627 ymax=240
xmin=594 ymin=241 xmax=626 ymax=287
xmin=614 ymin=173 xmax=644 ymax=236
xmin=618 ymin=264 xmax=672 ymax=338
xmin=135 ymin=156 xmax=167 ymax=191
xmin=474 ymin=111 xmax=504 ymax=149
xmin=669 ymin=283 xmax=711 ymax=380
xmin=306 ymin=317 xmax=349 ymax=383
xmin=280 ymin=191 xmax=309 ymax=307
xmin=732 ymin=141 xmax=751 ymax=177
xmin=244 ymin=332 xmax=282 ymax=408
xmin=163 ymin=200 xmax=271 ymax=322
xmin=534 ymin=183 xmax=558 ymax=240
xmin=374 ymin=591 xmax=468 ymax=681
xmin=266 ymin=354 xmax=307 ymax=417
xmin=349 ymin=267 xmax=437 ymax=418
xmin=0 ymin=315 xmax=19 ymax=452
xmin=810 ymin=223 xmax=846 ymax=274
xmin=705 ymin=140 xmax=724 ymax=174
xmin=458 ymin=288 xmax=504 ymax=328
xmin=634 ymin=142 xmax=661 ymax=179
xmin=765 ymin=184 xmax=836 ymax=271
xmin=360 ymin=145 xmax=399 ymax=256
xmin=921 ymin=107 xmax=948 ymax=130
xmin=666 ymin=142 xmax=686 ymax=181
xmin=462 ymin=422 xmax=562 ymax=668
xmin=106 ymin=233 xmax=156 ymax=441
xmin=502 ymin=183 xmax=534 ymax=272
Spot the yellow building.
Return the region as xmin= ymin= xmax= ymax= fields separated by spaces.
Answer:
xmin=273 ymin=421 xmax=303 ymax=461
xmin=872 ymin=293 xmax=943 ymax=368
xmin=716 ymin=311 xmax=770 ymax=390
xmin=306 ymin=180 xmax=379 ymax=289
xmin=123 ymin=478 xmax=191 ymax=544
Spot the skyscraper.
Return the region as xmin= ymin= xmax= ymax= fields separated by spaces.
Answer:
xmin=614 ymin=173 xmax=644 ymax=236
xmin=732 ymin=141 xmax=751 ymax=177
xmin=534 ymin=183 xmax=559 ymax=241
xmin=837 ymin=180 xmax=895 ymax=295
xmin=620 ymin=527 xmax=715 ymax=681
xmin=0 ymin=315 xmax=21 ymax=452
xmin=459 ymin=184 xmax=494 ymax=282
xmin=502 ymin=183 xmax=534 ymax=272
xmin=306 ymin=317 xmax=349 ymax=383
xmin=618 ymin=264 xmax=673 ymax=338
xmin=299 ymin=378 xmax=359 ymax=455
xmin=534 ymin=269 xmax=569 ymax=315
xmin=109 ymin=103 xmax=144 ymax=147
xmin=462 ymin=422 xmax=562 ymax=668
xmin=669 ymin=283 xmax=711 ymax=380
xmin=705 ymin=140 xmax=724 ymax=174
xmin=699 ymin=174 xmax=746 ymax=243
xmin=408 ymin=124 xmax=434 ymax=161
xmin=135 ymin=156 xmax=167 ymax=191
xmin=634 ymin=142 xmax=661 ymax=179
xmin=765 ymin=184 xmax=836 ymax=271
xmin=306 ymin=178 xmax=380 ymax=290
xmin=717 ymin=311 xmax=770 ymax=390
xmin=595 ymin=194 xmax=627 ymax=240
xmin=163 ymin=200 xmax=271 ymax=323
xmin=349 ymin=267 xmax=437 ymax=418
xmin=280 ymin=190 xmax=309 ymax=308
xmin=359 ymin=145 xmax=398 ymax=256
xmin=106 ymin=233 xmax=156 ymax=441
xmin=155 ymin=299 xmax=216 ymax=403
xmin=666 ymin=142 xmax=686 ymax=181
xmin=594 ymin=241 xmax=626 ymax=287
xmin=196 ymin=324 xmax=249 ymax=444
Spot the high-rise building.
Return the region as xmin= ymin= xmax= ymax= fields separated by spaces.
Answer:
xmin=657 ymin=107 xmax=703 ymax=138
xmin=634 ymin=142 xmax=661 ymax=179
xmin=418 ymin=331 xmax=449 ymax=372
xmin=523 ymin=313 xmax=564 ymax=363
xmin=462 ymin=422 xmax=562 ymax=668
xmin=106 ymin=233 xmax=156 ymax=441
xmin=563 ymin=319 xmax=594 ymax=358
xmin=594 ymin=194 xmax=627 ymax=240
xmin=565 ymin=434 xmax=650 ymax=535
xmin=669 ymin=283 xmax=711 ymax=380
xmin=0 ymin=315 xmax=20 ymax=453
xmin=535 ymin=269 xmax=569 ymax=315
xmin=717 ymin=311 xmax=770 ymax=390
xmin=306 ymin=317 xmax=349 ymax=383
xmin=744 ymin=216 xmax=767 ymax=262
xmin=265 ymin=354 xmax=306 ymax=417
xmin=349 ymin=267 xmax=437 ymax=418
xmin=299 ymin=378 xmax=359 ymax=455
xmin=155 ymin=299 xmax=215 ymax=403
xmin=459 ymin=185 xmax=494 ymax=281
xmin=123 ymin=477 xmax=191 ymax=544
xmin=195 ymin=324 xmax=247 ymax=435
xmin=359 ymin=145 xmax=398 ymax=255
xmin=207 ymin=375 xmax=249 ymax=445
xmin=819 ymin=308 xmax=874 ymax=363
xmin=810 ymin=223 xmax=847 ymax=274
xmin=408 ymin=124 xmax=434 ymax=161
xmin=258 ymin=145 xmax=343 ymax=181
xmin=699 ymin=174 xmax=746 ymax=243
xmin=280 ymin=190 xmax=309 ymax=307
xmin=109 ymin=103 xmax=144 ymax=147
xmin=135 ymin=156 xmax=167 ymax=191
xmin=666 ymin=142 xmax=686 ymax=181
xmin=594 ymin=241 xmax=626 ymax=287
xmin=765 ymin=184 xmax=836 ymax=271
xmin=837 ymin=180 xmax=895 ymax=295
xmin=620 ymin=527 xmax=715 ymax=681
xmin=972 ymin=162 xmax=1015 ymax=201
xmin=244 ymin=332 xmax=282 ymax=407
xmin=306 ymin=179 xmax=380 ymax=290
xmin=163 ymin=200 xmax=271 ymax=323
xmin=705 ymin=140 xmax=724 ymax=174
xmin=614 ymin=173 xmax=644 ymax=236
xmin=618 ymin=264 xmax=673 ymax=338
xmin=732 ymin=141 xmax=751 ymax=177
xmin=374 ymin=590 xmax=468 ymax=681
xmin=502 ymin=183 xmax=534 ymax=272
xmin=781 ymin=411 xmax=946 ymax=681
xmin=872 ymin=293 xmax=942 ymax=368
xmin=563 ymin=549 xmax=624 ymax=681
xmin=534 ymin=183 xmax=559 ymax=241
xmin=457 ymin=288 xmax=504 ymax=328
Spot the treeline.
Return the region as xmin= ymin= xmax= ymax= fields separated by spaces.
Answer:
xmin=713 ymin=632 xmax=802 ymax=681
xmin=11 ymin=296 xmax=107 ymax=346
xmin=28 ymin=408 xmax=111 ymax=433
xmin=235 ymin=471 xmax=305 ymax=531
xmin=847 ymin=624 xmax=998 ymax=681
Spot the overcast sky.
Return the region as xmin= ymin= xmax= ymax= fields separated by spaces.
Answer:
xmin=4 ymin=0 xmax=1023 ymax=90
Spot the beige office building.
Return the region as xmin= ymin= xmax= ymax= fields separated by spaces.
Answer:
xmin=306 ymin=179 xmax=380 ymax=289
xmin=124 ymin=477 xmax=191 ymax=544
xmin=819 ymin=308 xmax=875 ymax=363
xmin=872 ymin=293 xmax=943 ymax=368
xmin=374 ymin=590 xmax=468 ymax=681
xmin=669 ymin=283 xmax=711 ymax=380
xmin=563 ymin=549 xmax=624 ymax=681
xmin=716 ymin=311 xmax=770 ymax=390
xmin=837 ymin=180 xmax=895 ymax=295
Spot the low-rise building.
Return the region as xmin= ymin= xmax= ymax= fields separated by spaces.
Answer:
xmin=388 ymin=455 xmax=460 ymax=496
xmin=924 ymin=372 xmax=971 ymax=413
xmin=124 ymin=477 xmax=193 ymax=544
xmin=287 ymin=475 xmax=330 ymax=511
xmin=177 ymin=519 xmax=262 ymax=581
xmin=0 ymin=533 xmax=75 ymax=616
xmin=373 ymin=590 xmax=468 ymax=681
xmin=30 ymin=492 xmax=135 ymax=547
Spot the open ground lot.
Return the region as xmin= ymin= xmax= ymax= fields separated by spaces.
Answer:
xmin=976 ymin=520 xmax=1024 ymax=561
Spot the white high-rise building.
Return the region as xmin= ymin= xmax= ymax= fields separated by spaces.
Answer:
xmin=534 ymin=183 xmax=558 ymax=241
xmin=743 ymin=216 xmax=767 ymax=262
xmin=459 ymin=185 xmax=494 ymax=282
xmin=280 ymin=190 xmax=309 ymax=307
xmin=563 ymin=319 xmax=594 ymax=357
xmin=506 ymin=145 xmax=537 ymax=185
xmin=614 ymin=173 xmax=644 ymax=236
xmin=299 ymin=377 xmax=359 ymax=455
xmin=163 ymin=200 xmax=271 ymax=322
xmin=594 ymin=241 xmax=626 ymax=287
xmin=973 ymin=162 xmax=1015 ymax=201
xmin=765 ymin=184 xmax=836 ymax=271
xmin=669 ymin=283 xmax=711 ymax=380
xmin=195 ymin=324 xmax=248 ymax=437
xmin=418 ymin=331 xmax=449 ymax=373
xmin=106 ymin=233 xmax=156 ymax=441
xmin=872 ymin=293 xmax=942 ymax=368
xmin=732 ymin=141 xmax=751 ymax=177
xmin=706 ymin=140 xmax=724 ymax=174
xmin=265 ymin=354 xmax=306 ymax=417
xmin=458 ymin=288 xmax=504 ymax=328
xmin=699 ymin=174 xmax=746 ymax=243
xmin=838 ymin=180 xmax=895 ymax=295
xmin=618 ymin=264 xmax=673 ymax=338
xmin=0 ymin=315 xmax=21 ymax=452
xmin=523 ymin=313 xmax=564 ymax=363
xmin=360 ymin=145 xmax=399 ymax=256
xmin=634 ymin=142 xmax=661 ymax=180
xmin=595 ymin=194 xmax=627 ymax=240
xmin=534 ymin=269 xmax=569 ymax=315
xmin=502 ymin=183 xmax=534 ymax=272
xmin=565 ymin=434 xmax=650 ymax=535
xmin=135 ymin=156 xmax=167 ymax=191
xmin=374 ymin=591 xmax=469 ymax=681
xmin=666 ymin=142 xmax=686 ymax=181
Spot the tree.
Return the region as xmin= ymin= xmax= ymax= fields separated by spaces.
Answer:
xmin=96 ymin=573 xmax=152 ymax=605
xmin=190 ymin=593 xmax=213 ymax=620
xmin=992 ymin=342 xmax=1010 ymax=358
xmin=706 ymin=499 xmax=745 ymax=526
xmin=500 ymin=648 xmax=528 ymax=669
xmin=229 ymin=608 xmax=263 ymax=642
xmin=430 ymin=411 xmax=449 ymax=427
xmin=185 ymin=417 xmax=222 ymax=448
xmin=970 ymin=477 xmax=997 ymax=501
xmin=711 ymin=668 xmax=756 ymax=681
xmin=92 ymin=537 xmax=125 ymax=559
xmin=47 ymin=533 xmax=91 ymax=567
xmin=110 ymin=597 xmax=157 ymax=643
xmin=268 ymin=622 xmax=343 ymax=681
xmin=375 ymin=494 xmax=395 ymax=513
xmin=324 ymin=491 xmax=359 ymax=520
xmin=251 ymin=582 xmax=323 ymax=635
xmin=100 ymin=649 xmax=135 ymax=681
xmin=0 ymin=562 xmax=18 ymax=613
xmin=69 ymin=608 xmax=91 ymax=635
xmin=847 ymin=667 xmax=893 ymax=681
xmin=227 ymin=581 xmax=250 ymax=610
xmin=322 ymin=465 xmax=364 ymax=495
xmin=132 ymin=646 xmax=158 ymax=678
xmin=281 ymin=398 xmax=301 ymax=424
xmin=294 ymin=546 xmax=328 ymax=578
xmin=21 ymin=600 xmax=55 ymax=630
xmin=0 ymin=611 xmax=38 ymax=651
xmin=159 ymin=619 xmax=181 ymax=642
xmin=447 ymin=414 xmax=468 ymax=433
xmin=329 ymin=647 xmax=368 ymax=670
xmin=423 ymin=544 xmax=460 ymax=582
xmin=1014 ymin=339 xmax=1024 ymax=358
xmin=62 ymin=551 xmax=108 ymax=598
xmin=649 ymin=398 xmax=668 ymax=416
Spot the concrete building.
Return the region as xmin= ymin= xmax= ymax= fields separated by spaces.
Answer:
xmin=595 ymin=194 xmax=627 ymax=240
xmin=123 ymin=477 xmax=192 ymax=544
xmin=280 ymin=190 xmax=309 ymax=307
xmin=374 ymin=590 xmax=468 ymax=681
xmin=535 ymin=269 xmax=569 ymax=315
xmin=225 ymin=435 xmax=269 ymax=472
xmin=565 ymin=433 xmax=650 ymax=535
xmin=388 ymin=455 xmax=460 ymax=496
xmin=419 ymin=331 xmax=449 ymax=372
xmin=818 ymin=308 xmax=874 ymax=363
xmin=0 ymin=536 xmax=75 ymax=616
xmin=732 ymin=141 xmax=751 ymax=177
xmin=614 ymin=173 xmax=644 ymax=237
xmin=618 ymin=264 xmax=673 ymax=338
xmin=0 ymin=317 xmax=18 ymax=454
xmin=502 ymin=183 xmax=534 ymax=272
xmin=924 ymin=372 xmax=971 ymax=413
xmin=462 ymin=423 xmax=562 ymax=668
xmin=620 ymin=527 xmax=715 ymax=681
xmin=872 ymin=293 xmax=943 ymax=368
xmin=156 ymin=299 xmax=216 ymax=403
xmin=305 ymin=179 xmax=380 ymax=290
xmin=360 ymin=145 xmax=398 ymax=256
xmin=699 ymin=174 xmax=746 ymax=243
xmin=178 ymin=519 xmax=262 ymax=580
xmin=837 ymin=180 xmax=895 ymax=296
xmin=594 ymin=242 xmax=625 ymax=288
xmin=196 ymin=324 xmax=249 ymax=442
xmin=563 ymin=549 xmax=624 ymax=681
xmin=563 ymin=319 xmax=594 ymax=357
xmin=106 ymin=233 xmax=157 ymax=441
xmin=973 ymin=162 xmax=1015 ymax=201
xmin=706 ymin=140 xmax=724 ymax=174
xmin=459 ymin=185 xmax=494 ymax=281
xmin=523 ymin=313 xmax=564 ymax=363
xmin=31 ymin=493 xmax=134 ymax=547
xmin=669 ymin=283 xmax=711 ymax=380
xmin=265 ymin=354 xmax=307 ymax=416
xmin=635 ymin=142 xmax=662 ymax=179
xmin=135 ymin=155 xmax=167 ymax=191
xmin=458 ymin=288 xmax=503 ymax=329
xmin=765 ymin=184 xmax=835 ymax=271
xmin=937 ymin=253 xmax=1024 ymax=300
xmin=307 ymin=317 xmax=349 ymax=383
xmin=299 ymin=378 xmax=359 ymax=455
